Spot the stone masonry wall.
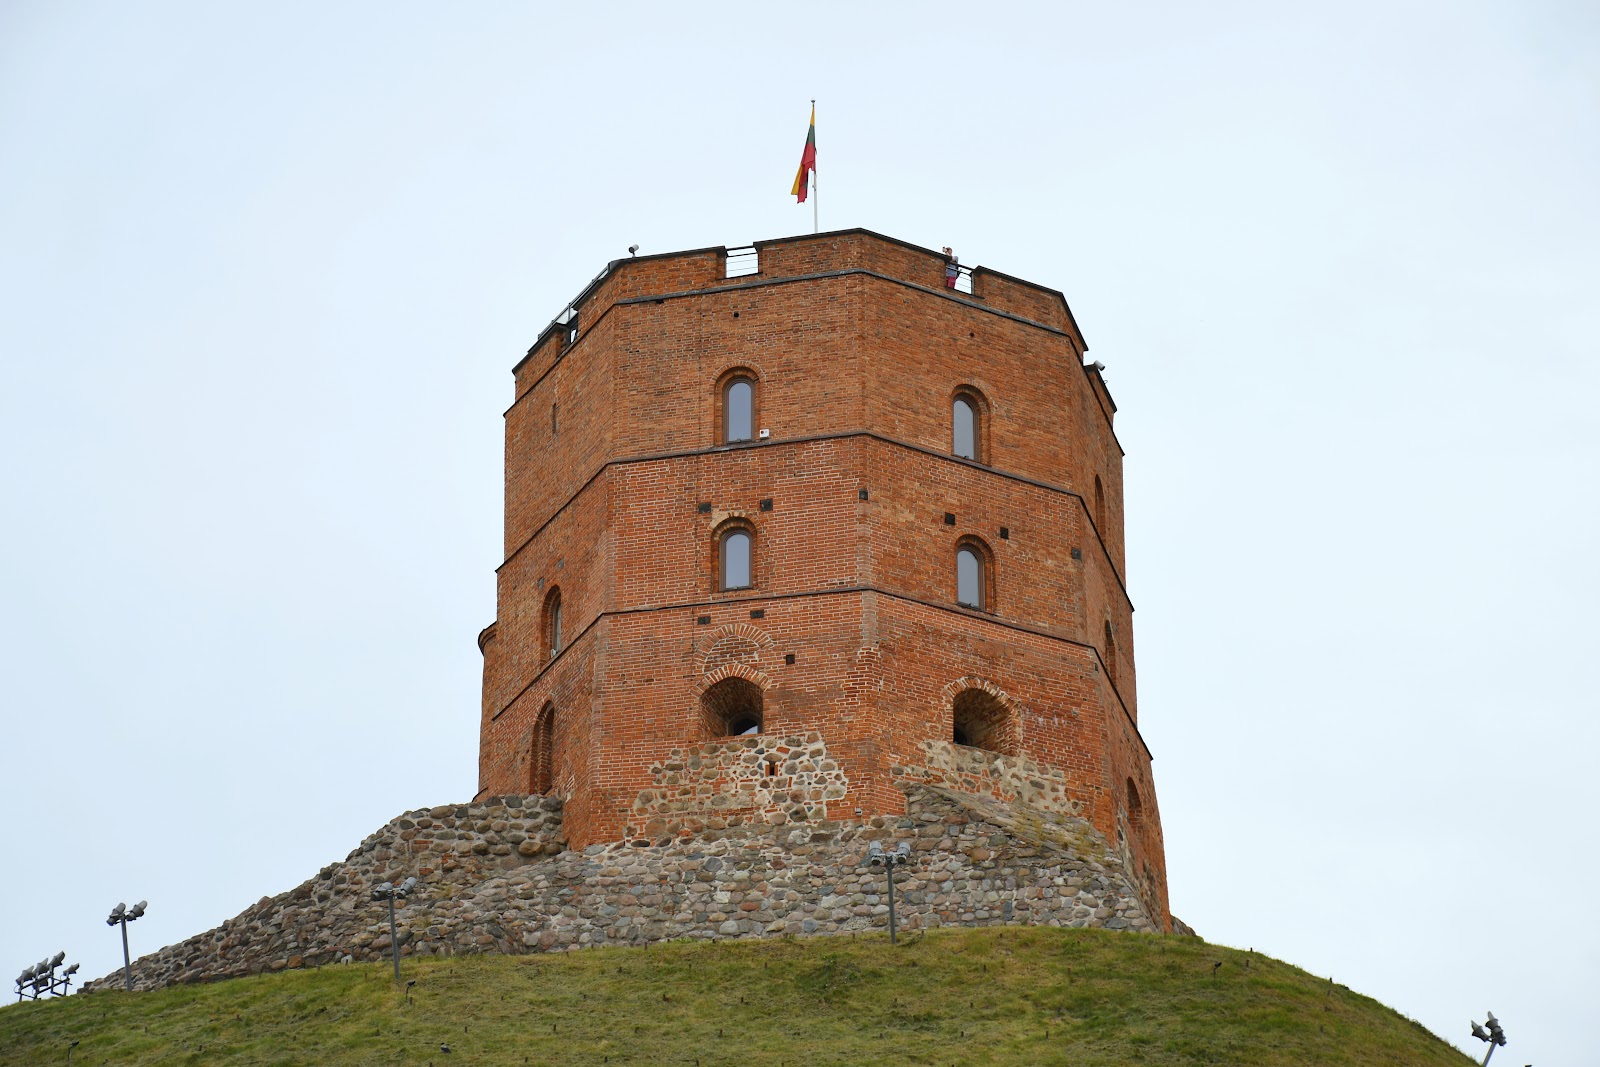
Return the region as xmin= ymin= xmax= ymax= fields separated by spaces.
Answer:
xmin=86 ymin=785 xmax=1157 ymax=993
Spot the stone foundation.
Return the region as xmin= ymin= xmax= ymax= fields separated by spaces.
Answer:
xmin=86 ymin=785 xmax=1158 ymax=993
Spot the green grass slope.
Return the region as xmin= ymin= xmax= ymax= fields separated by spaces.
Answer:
xmin=1 ymin=927 xmax=1471 ymax=1066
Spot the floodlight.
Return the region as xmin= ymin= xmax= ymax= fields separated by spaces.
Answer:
xmin=50 ymin=952 xmax=65 ymax=966
xmin=129 ymin=901 xmax=147 ymax=919
xmin=64 ymin=963 xmax=79 ymax=976
xmin=1472 ymin=1022 xmax=1491 ymax=1042
xmin=401 ymin=877 xmax=418 ymax=893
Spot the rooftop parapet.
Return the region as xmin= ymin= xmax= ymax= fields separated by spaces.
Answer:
xmin=513 ymin=229 xmax=1090 ymax=393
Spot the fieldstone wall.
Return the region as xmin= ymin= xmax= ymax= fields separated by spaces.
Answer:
xmin=625 ymin=732 xmax=850 ymax=841
xmin=895 ymin=740 xmax=1088 ymax=816
xmin=86 ymin=784 xmax=1158 ymax=993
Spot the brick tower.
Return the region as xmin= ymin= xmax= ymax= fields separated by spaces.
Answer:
xmin=477 ymin=230 xmax=1169 ymax=929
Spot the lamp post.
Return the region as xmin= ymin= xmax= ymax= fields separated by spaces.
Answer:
xmin=1469 ymin=1012 xmax=1508 ymax=1065
xmin=865 ymin=840 xmax=914 ymax=944
xmin=371 ymin=877 xmax=419 ymax=982
xmin=105 ymin=901 xmax=146 ymax=992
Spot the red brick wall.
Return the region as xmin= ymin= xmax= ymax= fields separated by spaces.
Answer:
xmin=478 ymin=230 xmax=1169 ymax=928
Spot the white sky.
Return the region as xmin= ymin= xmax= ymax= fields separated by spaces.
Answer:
xmin=2 ymin=1 xmax=1595 ymax=1060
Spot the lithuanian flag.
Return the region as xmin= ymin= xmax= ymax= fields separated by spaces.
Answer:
xmin=791 ymin=105 xmax=816 ymax=203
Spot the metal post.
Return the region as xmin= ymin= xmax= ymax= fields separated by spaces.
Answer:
xmin=119 ymin=919 xmax=132 ymax=992
xmin=387 ymin=896 xmax=402 ymax=983
xmin=1480 ymin=1043 xmax=1494 ymax=1067
xmin=885 ymin=858 xmax=898 ymax=944
xmin=811 ymin=99 xmax=818 ymax=235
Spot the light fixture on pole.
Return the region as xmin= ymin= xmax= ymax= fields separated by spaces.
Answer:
xmin=1469 ymin=1011 xmax=1508 ymax=1065
xmin=105 ymin=901 xmax=147 ymax=992
xmin=370 ymin=877 xmax=419 ymax=982
xmin=865 ymin=840 xmax=914 ymax=944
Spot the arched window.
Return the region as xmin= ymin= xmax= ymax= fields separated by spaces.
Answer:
xmin=1093 ymin=474 xmax=1106 ymax=532
xmin=543 ymin=587 xmax=563 ymax=660
xmin=1125 ymin=778 xmax=1144 ymax=832
xmin=531 ymin=703 xmax=555 ymax=794
xmin=956 ymin=540 xmax=988 ymax=610
xmin=952 ymin=392 xmax=980 ymax=461
xmin=723 ymin=375 xmax=755 ymax=443
xmin=951 ymin=687 xmax=1016 ymax=755
xmin=702 ymin=676 xmax=763 ymax=737
xmin=720 ymin=527 xmax=752 ymax=590
xmin=1103 ymin=620 xmax=1117 ymax=686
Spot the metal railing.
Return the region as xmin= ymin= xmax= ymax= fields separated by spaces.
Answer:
xmin=725 ymin=246 xmax=759 ymax=278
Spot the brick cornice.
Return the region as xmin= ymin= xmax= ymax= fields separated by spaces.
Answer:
xmin=490 ymin=586 xmax=1152 ymax=762
xmin=510 ymin=266 xmax=1105 ymax=418
xmin=496 ymin=430 xmax=1134 ymax=610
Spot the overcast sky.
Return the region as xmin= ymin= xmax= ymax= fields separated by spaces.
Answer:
xmin=2 ymin=1 xmax=1596 ymax=1060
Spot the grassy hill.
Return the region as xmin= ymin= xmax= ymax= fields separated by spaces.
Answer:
xmin=1 ymin=927 xmax=1472 ymax=1066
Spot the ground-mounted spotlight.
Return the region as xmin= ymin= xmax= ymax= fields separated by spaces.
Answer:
xmin=106 ymin=899 xmax=148 ymax=991
xmin=371 ymin=877 xmax=423 ymax=982
xmin=864 ymin=839 xmax=915 ymax=944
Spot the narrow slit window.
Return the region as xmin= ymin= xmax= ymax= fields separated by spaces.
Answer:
xmin=721 ymin=529 xmax=752 ymax=590
xmin=543 ymin=588 xmax=563 ymax=660
xmin=1104 ymin=620 xmax=1117 ymax=685
xmin=957 ymin=545 xmax=983 ymax=608
xmin=725 ymin=378 xmax=754 ymax=443
xmin=953 ymin=394 xmax=979 ymax=460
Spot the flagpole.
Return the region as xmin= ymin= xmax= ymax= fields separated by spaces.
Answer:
xmin=811 ymin=100 xmax=818 ymax=234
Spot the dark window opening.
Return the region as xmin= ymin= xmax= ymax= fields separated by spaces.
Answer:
xmin=951 ymin=688 xmax=1015 ymax=755
xmin=702 ymin=676 xmax=764 ymax=738
xmin=1126 ymin=778 xmax=1144 ymax=832
xmin=1104 ymin=620 xmax=1118 ymax=686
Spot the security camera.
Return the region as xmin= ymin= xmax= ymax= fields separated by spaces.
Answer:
xmin=628 ymin=244 xmax=640 ymax=256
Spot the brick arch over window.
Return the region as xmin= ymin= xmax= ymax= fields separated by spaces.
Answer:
xmin=939 ymin=676 xmax=1020 ymax=756
xmin=698 ymin=623 xmax=776 ymax=675
xmin=950 ymin=384 xmax=991 ymax=463
xmin=713 ymin=518 xmax=756 ymax=592
xmin=541 ymin=586 xmax=563 ymax=661
xmin=698 ymin=669 xmax=768 ymax=738
xmin=955 ymin=535 xmax=994 ymax=612
xmin=714 ymin=365 xmax=762 ymax=445
xmin=1125 ymin=777 xmax=1144 ymax=833
xmin=530 ymin=701 xmax=556 ymax=795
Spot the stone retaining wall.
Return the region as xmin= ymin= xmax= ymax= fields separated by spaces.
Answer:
xmin=86 ymin=785 xmax=1158 ymax=992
